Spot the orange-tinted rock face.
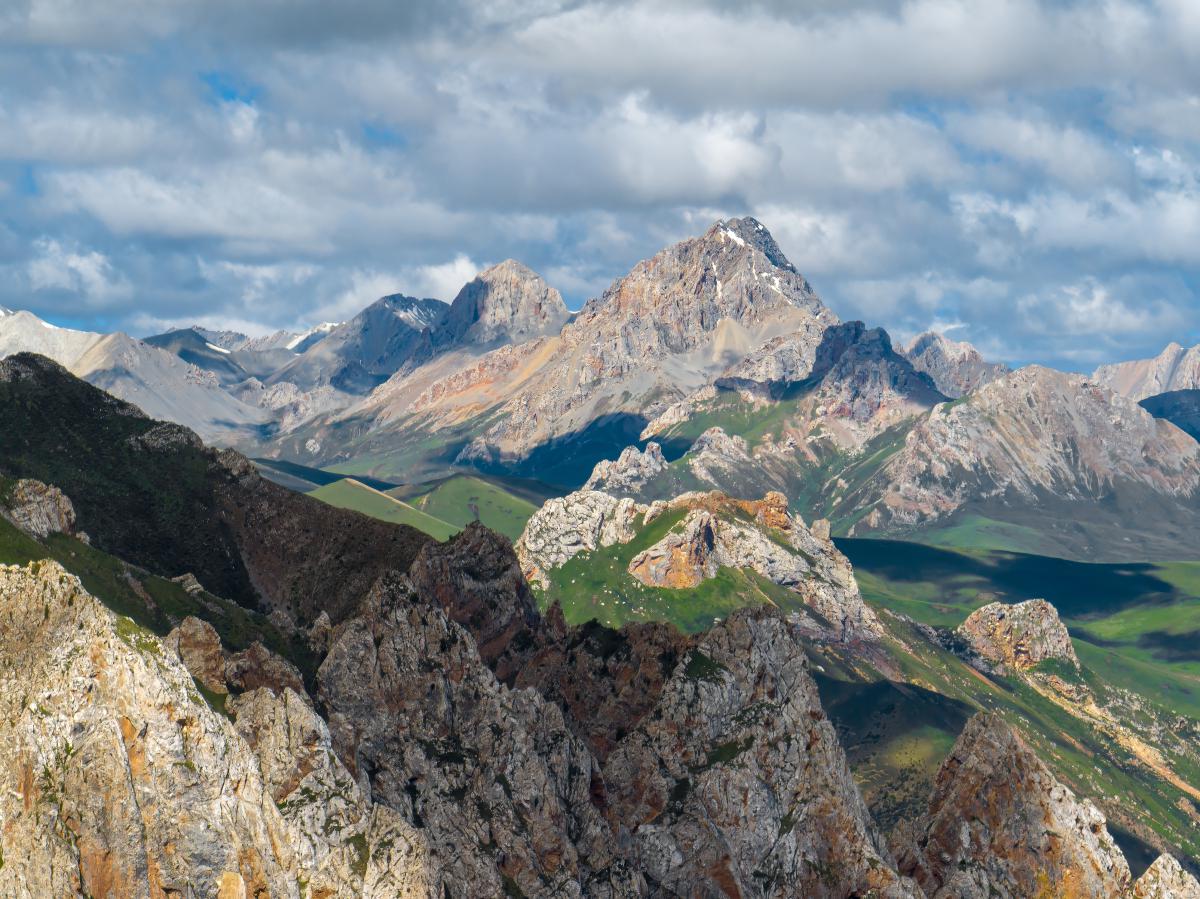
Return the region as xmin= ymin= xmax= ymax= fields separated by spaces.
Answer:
xmin=956 ymin=598 xmax=1078 ymax=674
xmin=897 ymin=712 xmax=1131 ymax=899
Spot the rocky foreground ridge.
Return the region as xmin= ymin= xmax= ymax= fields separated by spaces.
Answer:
xmin=3 ymin=546 xmax=1195 ymax=898
xmin=0 ymin=561 xmax=429 ymax=898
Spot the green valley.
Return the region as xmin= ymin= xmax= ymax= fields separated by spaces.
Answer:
xmin=307 ymin=478 xmax=459 ymax=541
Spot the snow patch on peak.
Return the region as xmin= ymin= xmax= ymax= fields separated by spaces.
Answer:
xmin=720 ymin=227 xmax=747 ymax=248
xmin=285 ymin=321 xmax=340 ymax=351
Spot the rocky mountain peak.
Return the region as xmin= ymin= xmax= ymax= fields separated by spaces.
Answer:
xmin=584 ymin=441 xmax=669 ymax=494
xmin=903 ymin=330 xmax=1009 ymax=398
xmin=896 ymin=710 xmax=1132 ymax=897
xmin=1095 ymin=341 xmax=1200 ymax=401
xmin=437 ymin=258 xmax=568 ymax=348
xmin=956 ymin=598 xmax=1079 ymax=674
xmin=703 ymin=216 xmax=798 ymax=273
xmin=572 ymin=215 xmax=827 ymax=336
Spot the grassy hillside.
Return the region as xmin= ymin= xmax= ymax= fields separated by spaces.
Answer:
xmin=535 ymin=506 xmax=819 ymax=633
xmin=811 ymin=536 xmax=1200 ymax=868
xmin=254 ymin=457 xmax=399 ymax=492
xmin=0 ymin=514 xmax=315 ymax=681
xmin=388 ymin=474 xmax=541 ymax=541
xmin=308 ymin=478 xmax=459 ymax=541
xmin=0 ymin=356 xmax=432 ymax=625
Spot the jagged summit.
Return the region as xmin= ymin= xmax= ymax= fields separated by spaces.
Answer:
xmin=191 ymin=326 xmax=250 ymax=351
xmin=903 ymin=330 xmax=1009 ymax=398
xmin=436 ymin=258 xmax=568 ymax=347
xmin=897 ymin=711 xmax=1132 ymax=897
xmin=706 ymin=216 xmax=798 ymax=273
xmin=268 ymin=293 xmax=447 ymax=392
xmin=1095 ymin=341 xmax=1200 ymax=401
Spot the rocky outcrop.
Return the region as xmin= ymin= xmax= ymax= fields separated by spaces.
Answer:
xmin=0 ymin=477 xmax=79 ymax=539
xmin=435 ymin=259 xmax=569 ymax=348
xmin=167 ymin=614 xmax=307 ymax=699
xmin=229 ymin=687 xmax=431 ymax=898
xmin=0 ymin=560 xmax=430 ymax=897
xmin=896 ymin=711 xmax=1132 ymax=898
xmin=316 ymin=568 xmax=640 ymax=898
xmin=516 ymin=489 xmax=643 ymax=587
xmin=955 ymin=598 xmax=1079 ymax=674
xmin=585 ymin=442 xmax=669 ymax=495
xmin=225 ymin=641 xmax=307 ymax=697
xmin=519 ymin=487 xmax=880 ymax=641
xmin=685 ymin=426 xmax=756 ymax=486
xmin=1132 ymin=854 xmax=1200 ymax=898
xmin=601 ymin=607 xmax=917 ymax=897
xmin=165 ymin=615 xmax=228 ymax=694
xmin=903 ymin=331 xmax=1008 ymax=398
xmin=407 ymin=521 xmax=551 ymax=685
xmin=1095 ymin=342 xmax=1200 ymax=402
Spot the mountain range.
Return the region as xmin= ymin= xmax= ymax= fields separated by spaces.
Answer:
xmin=6 ymin=219 xmax=1197 ymax=566
xmin=4 ymin=219 xmax=1200 ymax=894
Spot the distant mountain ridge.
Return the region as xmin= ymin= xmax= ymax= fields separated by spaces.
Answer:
xmin=7 ymin=220 xmax=1200 ymax=562
xmin=1095 ymin=342 xmax=1200 ymax=401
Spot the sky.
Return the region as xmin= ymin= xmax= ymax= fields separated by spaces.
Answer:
xmin=0 ymin=0 xmax=1198 ymax=370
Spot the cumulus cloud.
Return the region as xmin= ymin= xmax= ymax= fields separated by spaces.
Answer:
xmin=0 ymin=0 xmax=1195 ymax=371
xmin=26 ymin=238 xmax=131 ymax=305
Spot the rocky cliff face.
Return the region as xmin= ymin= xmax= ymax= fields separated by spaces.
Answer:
xmin=1141 ymin=389 xmax=1200 ymax=443
xmin=596 ymin=608 xmax=915 ymax=897
xmin=845 ymin=366 xmax=1200 ymax=556
xmin=311 ymin=521 xmax=917 ymax=897
xmin=896 ymin=711 xmax=1132 ymax=898
xmin=642 ymin=320 xmax=946 ymax=461
xmin=517 ymin=488 xmax=644 ymax=587
xmin=903 ymin=331 xmax=1009 ymax=399
xmin=269 ymin=294 xmax=447 ymax=393
xmin=1095 ymin=342 xmax=1200 ymax=402
xmin=0 ymin=477 xmax=81 ymax=540
xmin=435 ymin=259 xmax=569 ymax=348
xmin=0 ymin=560 xmax=430 ymax=898
xmin=1132 ymin=854 xmax=1200 ymax=898
xmin=955 ymin=598 xmax=1079 ymax=674
xmin=585 ymin=442 xmax=670 ymax=495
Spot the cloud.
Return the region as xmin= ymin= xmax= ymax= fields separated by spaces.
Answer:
xmin=0 ymin=0 xmax=1195 ymax=371
xmin=26 ymin=238 xmax=131 ymax=305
